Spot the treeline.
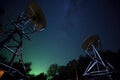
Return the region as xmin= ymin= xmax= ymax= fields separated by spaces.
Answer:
xmin=46 ymin=50 xmax=120 ymax=80
xmin=0 ymin=50 xmax=120 ymax=80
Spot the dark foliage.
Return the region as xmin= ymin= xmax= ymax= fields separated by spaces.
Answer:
xmin=0 ymin=49 xmax=120 ymax=80
xmin=28 ymin=73 xmax=47 ymax=80
xmin=0 ymin=55 xmax=32 ymax=80
xmin=47 ymin=49 xmax=120 ymax=80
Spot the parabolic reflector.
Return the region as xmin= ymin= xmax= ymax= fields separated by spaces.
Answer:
xmin=82 ymin=35 xmax=99 ymax=51
xmin=26 ymin=0 xmax=47 ymax=31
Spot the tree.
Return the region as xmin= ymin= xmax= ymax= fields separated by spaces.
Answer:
xmin=46 ymin=50 xmax=120 ymax=80
xmin=57 ymin=66 xmax=67 ymax=80
xmin=35 ymin=73 xmax=47 ymax=80
xmin=47 ymin=64 xmax=59 ymax=80
xmin=66 ymin=59 xmax=78 ymax=80
xmin=0 ymin=54 xmax=32 ymax=80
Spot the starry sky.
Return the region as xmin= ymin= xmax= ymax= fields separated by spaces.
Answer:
xmin=0 ymin=0 xmax=120 ymax=75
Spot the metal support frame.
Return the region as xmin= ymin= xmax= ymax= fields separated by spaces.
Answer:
xmin=0 ymin=1 xmax=46 ymax=79
xmin=82 ymin=38 xmax=114 ymax=80
xmin=0 ymin=12 xmax=32 ymax=78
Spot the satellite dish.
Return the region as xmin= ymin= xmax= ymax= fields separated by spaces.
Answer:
xmin=82 ymin=35 xmax=115 ymax=79
xmin=82 ymin=35 xmax=99 ymax=51
xmin=0 ymin=0 xmax=47 ymax=79
xmin=25 ymin=0 xmax=47 ymax=31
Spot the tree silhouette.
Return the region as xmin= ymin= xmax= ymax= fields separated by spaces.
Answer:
xmin=46 ymin=49 xmax=120 ymax=80
xmin=47 ymin=64 xmax=59 ymax=80
xmin=57 ymin=66 xmax=67 ymax=80
xmin=0 ymin=54 xmax=32 ymax=80
xmin=1 ymin=49 xmax=120 ymax=80
xmin=35 ymin=73 xmax=47 ymax=80
xmin=66 ymin=59 xmax=78 ymax=80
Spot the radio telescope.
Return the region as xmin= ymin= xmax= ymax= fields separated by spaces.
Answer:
xmin=0 ymin=0 xmax=46 ymax=79
xmin=82 ymin=35 xmax=115 ymax=80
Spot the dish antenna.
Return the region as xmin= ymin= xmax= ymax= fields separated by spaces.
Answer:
xmin=82 ymin=35 xmax=115 ymax=80
xmin=0 ymin=0 xmax=46 ymax=79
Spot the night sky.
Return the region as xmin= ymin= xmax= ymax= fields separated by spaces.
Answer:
xmin=0 ymin=0 xmax=120 ymax=75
